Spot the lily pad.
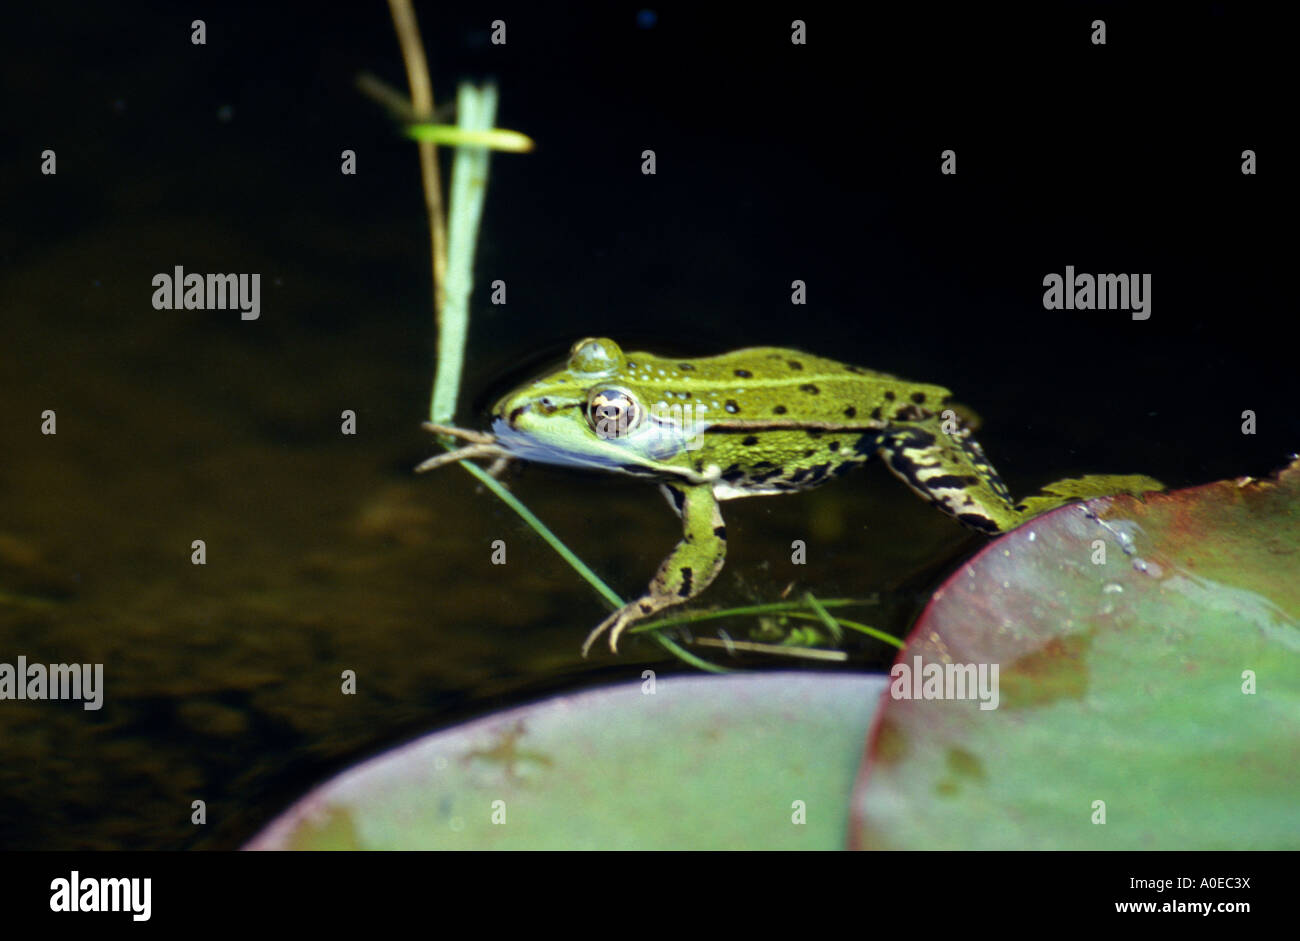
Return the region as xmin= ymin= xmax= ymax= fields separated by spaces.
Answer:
xmin=247 ymin=672 xmax=885 ymax=850
xmin=851 ymin=460 xmax=1300 ymax=849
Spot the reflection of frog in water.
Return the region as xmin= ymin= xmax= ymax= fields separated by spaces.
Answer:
xmin=422 ymin=338 xmax=1160 ymax=655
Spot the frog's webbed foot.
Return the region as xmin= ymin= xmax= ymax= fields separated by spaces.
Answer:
xmin=581 ymin=483 xmax=728 ymax=656
xmin=416 ymin=422 xmax=513 ymax=473
xmin=1016 ymin=474 xmax=1164 ymax=519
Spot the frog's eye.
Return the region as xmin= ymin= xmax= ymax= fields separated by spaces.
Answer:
xmin=586 ymin=387 xmax=643 ymax=439
xmin=569 ymin=337 xmax=625 ymax=377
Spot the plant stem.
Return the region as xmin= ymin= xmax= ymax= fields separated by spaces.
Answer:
xmin=387 ymin=0 xmax=448 ymax=332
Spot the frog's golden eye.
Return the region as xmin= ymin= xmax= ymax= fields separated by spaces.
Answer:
xmin=586 ymin=387 xmax=643 ymax=439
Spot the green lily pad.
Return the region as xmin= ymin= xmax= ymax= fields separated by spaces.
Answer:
xmin=247 ymin=672 xmax=885 ymax=850
xmin=851 ymin=459 xmax=1300 ymax=849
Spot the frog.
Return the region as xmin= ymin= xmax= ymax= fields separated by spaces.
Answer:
xmin=418 ymin=337 xmax=1161 ymax=656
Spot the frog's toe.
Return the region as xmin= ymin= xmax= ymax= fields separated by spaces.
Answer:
xmin=607 ymin=616 xmax=632 ymax=653
xmin=581 ymin=611 xmax=621 ymax=658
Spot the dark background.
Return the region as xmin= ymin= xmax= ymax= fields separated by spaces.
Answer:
xmin=0 ymin=2 xmax=1291 ymax=848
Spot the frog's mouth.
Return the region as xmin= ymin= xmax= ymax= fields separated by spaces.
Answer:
xmin=413 ymin=414 xmax=641 ymax=477
xmin=488 ymin=415 xmax=647 ymax=474
xmin=415 ymin=416 xmax=715 ymax=485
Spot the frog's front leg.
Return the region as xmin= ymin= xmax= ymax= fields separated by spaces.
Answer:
xmin=581 ymin=482 xmax=727 ymax=656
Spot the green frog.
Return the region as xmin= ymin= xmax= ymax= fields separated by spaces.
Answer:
xmin=419 ymin=338 xmax=1160 ymax=655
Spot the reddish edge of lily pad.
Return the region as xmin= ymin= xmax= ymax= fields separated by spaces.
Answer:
xmin=851 ymin=459 xmax=1300 ymax=850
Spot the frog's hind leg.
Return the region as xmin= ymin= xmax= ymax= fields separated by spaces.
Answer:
xmin=875 ymin=421 xmax=1021 ymax=534
xmin=581 ymin=483 xmax=728 ymax=655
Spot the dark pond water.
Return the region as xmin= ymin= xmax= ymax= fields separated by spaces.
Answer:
xmin=0 ymin=3 xmax=1291 ymax=848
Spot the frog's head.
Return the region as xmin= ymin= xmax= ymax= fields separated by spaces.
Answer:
xmin=489 ymin=337 xmax=697 ymax=473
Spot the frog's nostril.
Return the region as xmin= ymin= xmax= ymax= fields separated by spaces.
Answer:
xmin=508 ymin=404 xmax=528 ymax=426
